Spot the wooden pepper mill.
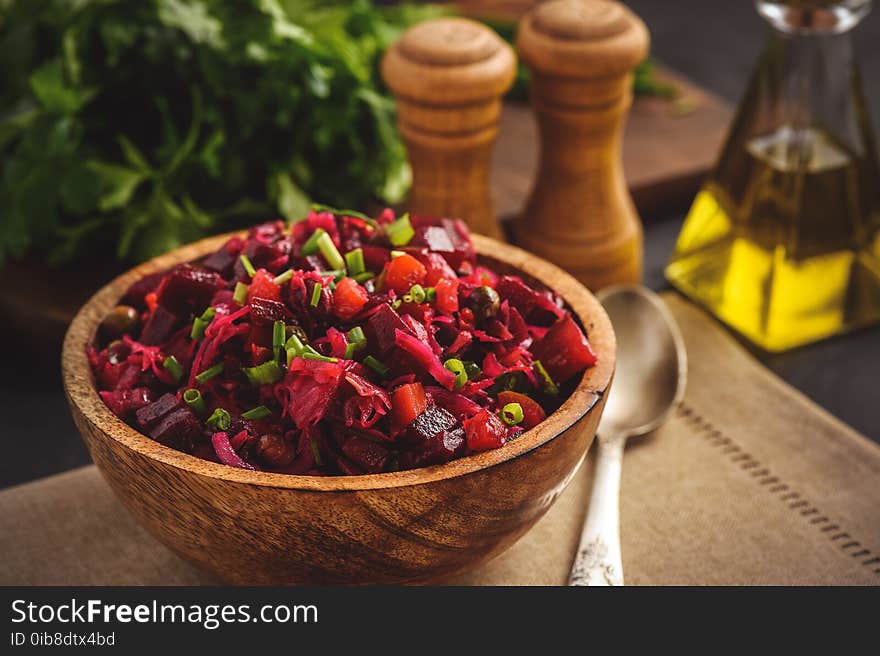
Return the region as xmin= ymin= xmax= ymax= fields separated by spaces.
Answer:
xmin=514 ymin=0 xmax=649 ymax=289
xmin=382 ymin=18 xmax=516 ymax=241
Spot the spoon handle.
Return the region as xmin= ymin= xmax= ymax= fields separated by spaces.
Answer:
xmin=568 ymin=437 xmax=625 ymax=586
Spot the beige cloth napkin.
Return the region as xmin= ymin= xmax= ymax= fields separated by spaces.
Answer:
xmin=1 ymin=293 xmax=878 ymax=585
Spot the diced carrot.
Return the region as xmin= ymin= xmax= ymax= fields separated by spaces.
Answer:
xmin=248 ymin=268 xmax=281 ymax=302
xmin=390 ymin=382 xmax=427 ymax=427
xmin=382 ymin=254 xmax=426 ymax=294
xmin=333 ymin=277 xmax=369 ymax=320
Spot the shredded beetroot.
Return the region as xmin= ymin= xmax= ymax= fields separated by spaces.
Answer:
xmin=89 ymin=210 xmax=598 ymax=474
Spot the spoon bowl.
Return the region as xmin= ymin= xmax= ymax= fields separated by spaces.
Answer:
xmin=598 ymin=286 xmax=687 ymax=438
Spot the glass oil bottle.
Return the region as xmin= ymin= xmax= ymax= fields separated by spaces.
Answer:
xmin=666 ymin=0 xmax=880 ymax=351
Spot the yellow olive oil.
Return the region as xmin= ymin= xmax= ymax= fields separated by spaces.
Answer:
xmin=666 ymin=126 xmax=880 ymax=352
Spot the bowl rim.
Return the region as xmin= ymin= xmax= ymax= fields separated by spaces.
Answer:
xmin=62 ymin=231 xmax=615 ymax=492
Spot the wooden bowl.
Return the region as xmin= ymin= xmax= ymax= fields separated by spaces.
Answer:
xmin=62 ymin=233 xmax=615 ymax=584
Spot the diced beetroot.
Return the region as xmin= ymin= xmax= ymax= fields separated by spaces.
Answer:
xmin=121 ymin=272 xmax=164 ymax=310
xmin=365 ymin=304 xmax=409 ymax=355
xmin=463 ymin=409 xmax=507 ymax=452
xmin=360 ymin=245 xmax=391 ymax=275
xmin=341 ymin=436 xmax=390 ymax=474
xmin=403 ymin=404 xmax=458 ymax=444
xmin=156 ymin=264 xmax=223 ymax=316
xmin=99 ymin=387 xmax=154 ymax=419
xmin=140 ymin=305 xmax=178 ymax=346
xmin=530 ymin=314 xmax=597 ymax=384
xmin=495 ymin=275 xmax=563 ymax=326
xmin=411 ymin=250 xmax=458 ymax=286
xmin=201 ymin=237 xmax=243 ymax=274
xmin=150 ymin=407 xmax=202 ymax=451
xmin=410 ymin=218 xmax=475 ymax=270
xmin=249 ymin=296 xmax=292 ymax=325
xmin=135 ymin=392 xmax=181 ymax=430
xmin=234 ymin=240 xmax=283 ymax=279
xmin=398 ymin=427 xmax=465 ymax=470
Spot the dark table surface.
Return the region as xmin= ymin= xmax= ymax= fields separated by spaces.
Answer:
xmin=1 ymin=0 xmax=878 ymax=491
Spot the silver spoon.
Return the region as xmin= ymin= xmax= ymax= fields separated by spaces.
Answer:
xmin=568 ymin=285 xmax=687 ymax=586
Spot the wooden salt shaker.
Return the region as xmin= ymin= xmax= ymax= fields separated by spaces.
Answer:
xmin=514 ymin=0 xmax=649 ymax=289
xmin=382 ymin=18 xmax=516 ymax=240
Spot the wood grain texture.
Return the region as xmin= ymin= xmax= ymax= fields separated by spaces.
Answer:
xmin=61 ymin=232 xmax=615 ymax=585
xmin=512 ymin=0 xmax=649 ymax=291
xmin=382 ymin=18 xmax=516 ymax=241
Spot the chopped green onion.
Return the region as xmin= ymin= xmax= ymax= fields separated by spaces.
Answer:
xmin=391 ymin=298 xmax=402 ymax=310
xmin=344 ymin=327 xmax=367 ymax=360
xmin=273 ymin=269 xmax=294 ymax=285
xmin=286 ymin=348 xmax=298 ymax=367
xmin=285 ymin=333 xmax=304 ymax=356
xmin=205 ymin=407 xmax=231 ymax=431
xmin=402 ymin=294 xmax=413 ymax=304
xmin=317 ymin=269 xmax=346 ymax=282
xmin=183 ymin=388 xmax=207 ymax=418
xmin=190 ymin=307 xmax=215 ymax=341
xmin=409 ymin=284 xmax=426 ymax=304
xmin=387 ymin=213 xmax=414 ymax=247
xmin=239 ymin=254 xmax=256 ymax=278
xmin=309 ymin=282 xmax=322 ymax=307
xmin=310 ymin=437 xmax=324 ymax=466
xmin=233 ymin=282 xmax=248 ymax=306
xmin=302 ymin=350 xmax=339 ymax=363
xmin=163 ymin=355 xmax=184 ymax=383
xmin=464 ymin=361 xmax=482 ymax=380
xmin=344 ymin=248 xmax=365 ymax=276
xmin=316 ymin=231 xmax=346 ymax=271
xmin=191 ymin=319 xmax=208 ymax=341
xmin=443 ymin=358 xmax=468 ymax=389
xmin=353 ymin=271 xmax=375 ymax=284
xmin=534 ymin=360 xmax=559 ymax=396
xmin=500 ymin=402 xmax=524 ymax=426
xmin=243 ymin=360 xmax=283 ymax=386
xmin=301 ymin=228 xmax=326 ymax=256
xmin=424 ymin=286 xmax=437 ymax=303
xmin=242 ymin=405 xmax=272 ymax=420
xmin=364 ymin=355 xmax=389 ymax=377
xmin=390 ymin=250 xmax=405 ymax=259
xmin=272 ymin=320 xmax=286 ymax=360
xmin=347 ymin=326 xmax=366 ymax=347
xmin=195 ymin=361 xmax=225 ymax=383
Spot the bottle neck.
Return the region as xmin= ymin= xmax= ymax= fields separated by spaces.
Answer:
xmin=756 ymin=0 xmax=871 ymax=35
